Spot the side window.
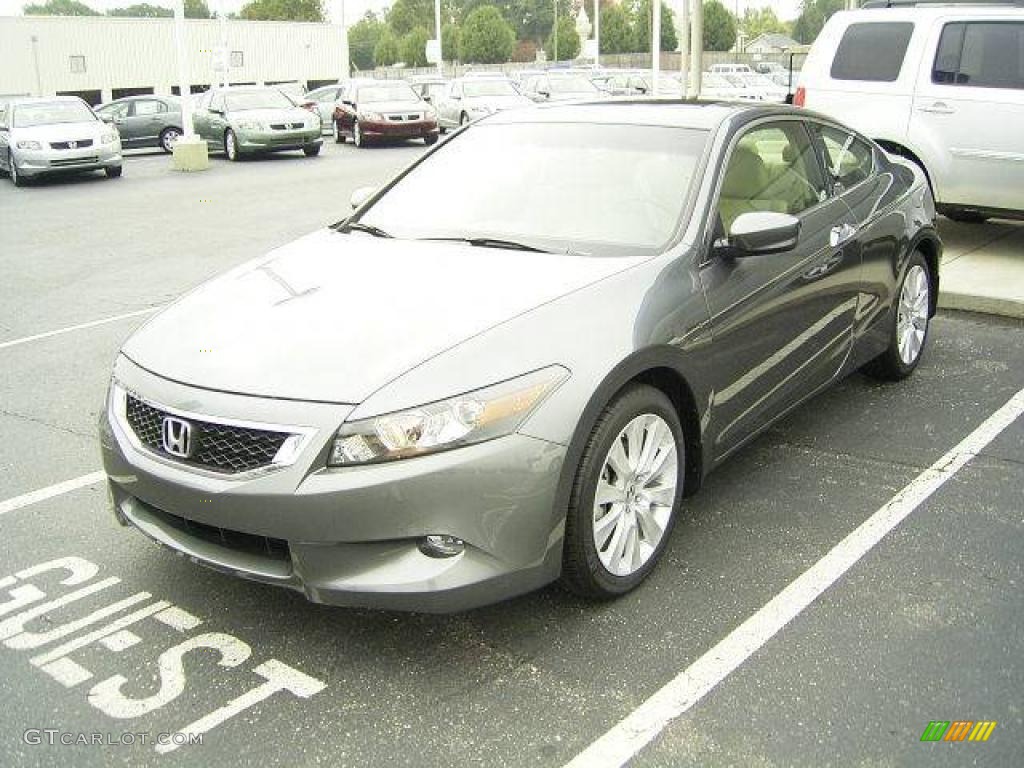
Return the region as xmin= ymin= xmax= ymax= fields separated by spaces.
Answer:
xmin=132 ymin=100 xmax=165 ymax=116
xmin=102 ymin=101 xmax=131 ymax=119
xmin=813 ymin=124 xmax=874 ymax=189
xmin=717 ymin=122 xmax=828 ymax=232
xmin=0 ymin=106 xmax=6 ymax=129
xmin=830 ymin=22 xmax=915 ymax=82
xmin=932 ymin=22 xmax=1024 ymax=90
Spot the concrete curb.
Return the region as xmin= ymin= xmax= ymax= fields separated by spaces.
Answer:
xmin=938 ymin=291 xmax=1024 ymax=320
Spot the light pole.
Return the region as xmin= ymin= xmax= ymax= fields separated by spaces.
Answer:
xmin=553 ymin=0 xmax=559 ymax=63
xmin=173 ymin=0 xmax=194 ymax=138
xmin=594 ymin=0 xmax=600 ymax=70
xmin=30 ymin=35 xmax=43 ymax=97
xmin=679 ymin=0 xmax=689 ymax=97
xmin=434 ymin=0 xmax=442 ymax=75
xmin=690 ymin=0 xmax=702 ymax=97
xmin=652 ymin=0 xmax=661 ymax=94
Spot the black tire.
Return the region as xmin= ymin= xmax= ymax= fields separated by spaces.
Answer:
xmin=459 ymin=112 xmax=469 ymax=127
xmin=224 ymin=129 xmax=240 ymax=161
xmin=159 ymin=127 xmax=182 ymax=154
xmin=303 ymin=144 xmax=321 ymax=157
xmin=333 ymin=119 xmax=345 ymax=144
xmin=423 ymin=134 xmax=438 ymax=146
xmin=863 ymin=251 xmax=932 ymax=381
xmin=560 ymin=384 xmax=685 ymax=600
xmin=105 ymin=165 xmax=123 ymax=179
xmin=945 ymin=210 xmax=988 ymax=224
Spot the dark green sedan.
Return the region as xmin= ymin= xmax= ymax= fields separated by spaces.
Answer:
xmin=192 ymin=87 xmax=322 ymax=161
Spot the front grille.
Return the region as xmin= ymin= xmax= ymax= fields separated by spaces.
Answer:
xmin=146 ymin=504 xmax=290 ymax=562
xmin=125 ymin=394 xmax=293 ymax=475
xmin=50 ymin=156 xmax=98 ymax=166
xmin=50 ymin=139 xmax=94 ymax=149
xmin=386 ymin=113 xmax=421 ymax=122
xmin=269 ymin=122 xmax=305 ymax=130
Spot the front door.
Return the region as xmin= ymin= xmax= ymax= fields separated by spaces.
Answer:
xmin=700 ymin=119 xmax=862 ymax=459
xmin=909 ymin=18 xmax=1024 ymax=211
xmin=121 ymin=99 xmax=166 ymax=147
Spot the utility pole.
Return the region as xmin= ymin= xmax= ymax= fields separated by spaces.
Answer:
xmin=594 ymin=0 xmax=600 ymax=70
xmin=173 ymin=0 xmax=194 ymax=137
xmin=554 ymin=0 xmax=559 ymax=63
xmin=652 ymin=0 xmax=661 ymax=94
xmin=679 ymin=0 xmax=689 ymax=97
xmin=435 ymin=0 xmax=442 ymax=75
xmin=690 ymin=0 xmax=702 ymax=97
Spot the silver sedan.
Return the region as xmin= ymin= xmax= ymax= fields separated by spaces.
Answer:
xmin=434 ymin=77 xmax=533 ymax=130
xmin=0 ymin=96 xmax=122 ymax=187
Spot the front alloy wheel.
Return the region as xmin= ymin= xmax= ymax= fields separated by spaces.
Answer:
xmin=9 ymin=152 xmax=24 ymax=187
xmin=353 ymin=120 xmax=364 ymax=148
xmin=561 ymin=384 xmax=684 ymax=598
xmin=160 ymin=127 xmax=181 ymax=153
xmin=225 ymin=129 xmax=239 ymax=161
xmin=333 ymin=119 xmax=344 ymax=144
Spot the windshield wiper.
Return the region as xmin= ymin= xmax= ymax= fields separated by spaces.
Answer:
xmin=422 ymin=236 xmax=551 ymax=253
xmin=337 ymin=221 xmax=393 ymax=238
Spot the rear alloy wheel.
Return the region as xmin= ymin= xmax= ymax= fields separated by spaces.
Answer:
xmin=159 ymin=127 xmax=181 ymax=153
xmin=561 ymin=384 xmax=684 ymax=599
xmin=9 ymin=152 xmax=25 ymax=187
xmin=864 ymin=251 xmax=932 ymax=381
xmin=333 ymin=119 xmax=345 ymax=143
xmin=353 ymin=120 xmax=364 ymax=148
xmin=225 ymin=129 xmax=239 ymax=161
xmin=105 ymin=165 xmax=123 ymax=179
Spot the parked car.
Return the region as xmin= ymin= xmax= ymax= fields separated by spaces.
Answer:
xmin=408 ymin=75 xmax=449 ymax=105
xmin=700 ymin=72 xmax=767 ymax=101
xmin=192 ymin=86 xmax=322 ymax=161
xmin=0 ymin=96 xmax=122 ymax=187
xmin=729 ymin=71 xmax=790 ymax=102
xmin=598 ymin=71 xmax=683 ymax=97
xmin=301 ymin=83 xmax=346 ymax=133
xmin=796 ymin=3 xmax=1024 ymax=221
xmin=331 ymin=79 xmax=438 ymax=147
xmin=270 ymin=81 xmax=306 ymax=104
xmin=520 ymin=72 xmax=602 ymax=102
xmin=101 ymin=102 xmax=940 ymax=613
xmin=434 ymin=77 xmax=532 ymax=130
xmin=709 ymin=63 xmax=753 ymax=74
xmin=95 ymin=95 xmax=184 ymax=153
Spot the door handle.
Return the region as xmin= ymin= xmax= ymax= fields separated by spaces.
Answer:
xmin=919 ymin=101 xmax=954 ymax=115
xmin=830 ymin=223 xmax=857 ymax=247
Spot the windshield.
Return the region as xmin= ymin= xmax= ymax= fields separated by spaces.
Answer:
xmin=224 ymin=90 xmax=294 ymax=111
xmin=14 ymin=101 xmax=95 ymax=127
xmin=356 ymin=122 xmax=706 ymax=255
xmin=548 ymin=76 xmax=600 ymax=94
xmin=358 ymin=84 xmax=418 ymax=103
xmin=464 ymin=80 xmax=519 ymax=98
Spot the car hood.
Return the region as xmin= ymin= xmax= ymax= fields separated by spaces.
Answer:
xmin=14 ymin=120 xmax=104 ymax=141
xmin=122 ymin=229 xmax=645 ymax=404
xmin=359 ymin=100 xmax=425 ymax=113
xmin=465 ymin=95 xmax=530 ymax=109
xmin=228 ymin=107 xmax=312 ymax=124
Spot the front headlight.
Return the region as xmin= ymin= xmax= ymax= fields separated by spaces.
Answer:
xmin=237 ymin=120 xmax=265 ymax=131
xmin=101 ymin=132 xmax=117 ymax=144
xmin=328 ymin=366 xmax=569 ymax=467
xmin=17 ymin=140 xmax=42 ymax=150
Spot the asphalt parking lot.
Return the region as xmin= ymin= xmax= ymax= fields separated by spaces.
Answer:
xmin=1 ymin=141 xmax=1021 ymax=767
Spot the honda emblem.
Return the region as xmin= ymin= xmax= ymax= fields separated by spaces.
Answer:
xmin=161 ymin=416 xmax=193 ymax=458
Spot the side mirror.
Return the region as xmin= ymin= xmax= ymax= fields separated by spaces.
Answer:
xmin=99 ymin=113 xmax=114 ymax=123
xmin=726 ymin=212 xmax=801 ymax=256
xmin=537 ymin=89 xmax=551 ymax=99
xmin=350 ymin=186 xmax=376 ymax=210
xmin=422 ymin=94 xmax=432 ymax=103
xmin=209 ymin=108 xmax=224 ymax=116
xmin=342 ymin=100 xmax=355 ymax=108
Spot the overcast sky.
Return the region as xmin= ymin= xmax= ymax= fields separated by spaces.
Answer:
xmin=0 ymin=1 xmax=806 ymax=24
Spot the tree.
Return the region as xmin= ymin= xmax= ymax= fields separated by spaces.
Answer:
xmin=791 ymin=0 xmax=843 ymax=45
xmin=598 ymin=4 xmax=632 ymax=55
xmin=458 ymin=6 xmax=515 ymax=64
xmin=502 ymin=0 xmax=572 ymax=46
xmin=108 ymin=3 xmax=171 ymax=16
xmin=374 ymin=29 xmax=400 ymax=67
xmin=387 ymin=0 xmax=436 ymax=37
xmin=239 ymin=0 xmax=324 ymax=22
xmin=545 ymin=16 xmax=579 ymax=61
xmin=348 ymin=12 xmax=385 ymax=71
xmin=185 ymin=0 xmax=210 ymax=18
xmin=400 ymin=26 xmax=431 ymax=67
xmin=23 ymin=0 xmax=99 ymax=15
xmin=739 ymin=7 xmax=788 ymax=42
xmin=702 ymin=0 xmax=736 ymax=52
xmin=631 ymin=0 xmax=678 ymax=53
xmin=442 ymin=23 xmax=461 ymax=62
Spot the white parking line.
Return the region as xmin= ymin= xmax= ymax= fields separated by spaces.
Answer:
xmin=0 ymin=307 xmax=161 ymax=351
xmin=563 ymin=386 xmax=1024 ymax=768
xmin=0 ymin=471 xmax=105 ymax=517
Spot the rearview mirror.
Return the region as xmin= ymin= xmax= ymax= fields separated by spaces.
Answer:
xmin=727 ymin=212 xmax=801 ymax=256
xmin=350 ymin=186 xmax=376 ymax=210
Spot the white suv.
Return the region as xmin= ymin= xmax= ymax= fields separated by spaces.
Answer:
xmin=796 ymin=2 xmax=1024 ymax=222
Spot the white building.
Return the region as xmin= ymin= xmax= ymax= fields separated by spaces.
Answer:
xmin=0 ymin=14 xmax=349 ymax=104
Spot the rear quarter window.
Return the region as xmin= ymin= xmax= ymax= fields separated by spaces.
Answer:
xmin=830 ymin=22 xmax=915 ymax=82
xmin=932 ymin=21 xmax=1024 ymax=89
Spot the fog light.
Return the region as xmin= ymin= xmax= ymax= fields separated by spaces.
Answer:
xmin=419 ymin=535 xmax=465 ymax=558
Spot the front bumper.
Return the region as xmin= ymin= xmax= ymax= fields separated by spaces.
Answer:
xmin=360 ymin=119 xmax=438 ymax=140
xmin=100 ymin=359 xmax=567 ymax=612
xmin=16 ymin=142 xmax=122 ymax=177
xmin=236 ymin=128 xmax=322 ymax=153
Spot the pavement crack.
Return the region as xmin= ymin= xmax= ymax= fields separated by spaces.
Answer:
xmin=0 ymin=407 xmax=95 ymax=441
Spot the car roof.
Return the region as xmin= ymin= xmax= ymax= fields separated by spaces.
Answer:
xmin=7 ymin=95 xmax=90 ymax=106
xmin=488 ymin=100 xmax=777 ymax=130
xmin=837 ymin=5 xmax=1024 ymax=20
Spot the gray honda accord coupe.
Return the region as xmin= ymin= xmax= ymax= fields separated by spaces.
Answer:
xmin=101 ymin=102 xmax=941 ymax=612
